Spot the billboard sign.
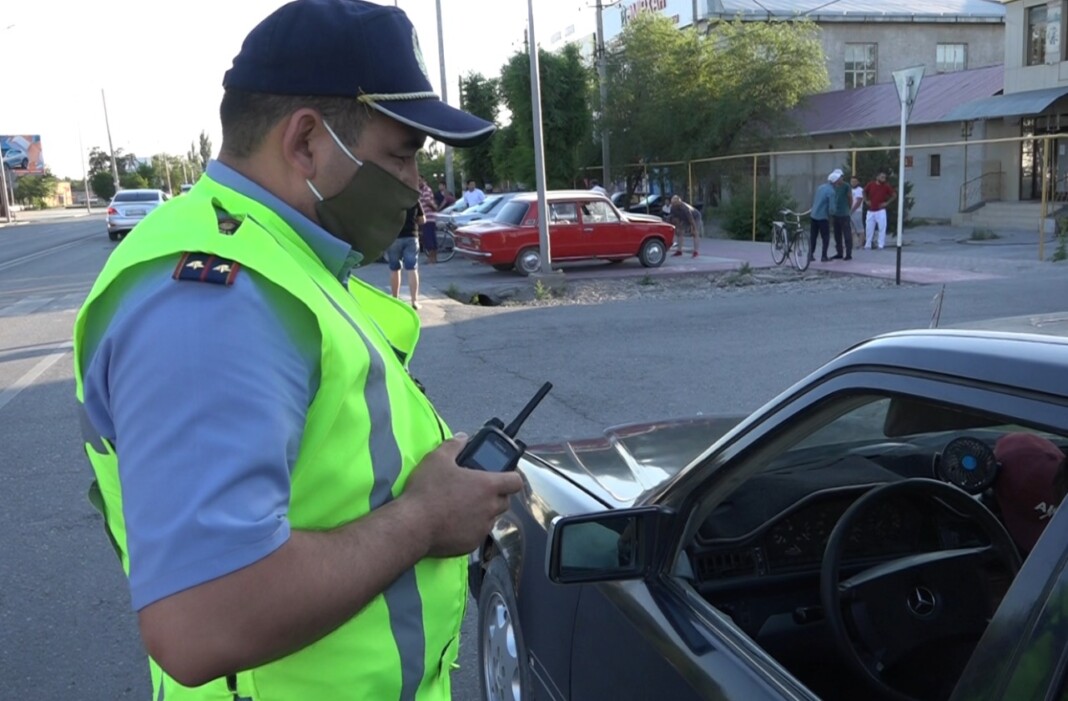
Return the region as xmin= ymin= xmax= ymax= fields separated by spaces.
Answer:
xmin=1 ymin=135 xmax=45 ymax=174
xmin=603 ymin=0 xmax=694 ymax=42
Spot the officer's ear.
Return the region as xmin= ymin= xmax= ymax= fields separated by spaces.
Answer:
xmin=279 ymin=108 xmax=326 ymax=181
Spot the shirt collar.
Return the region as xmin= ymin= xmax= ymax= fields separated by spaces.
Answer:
xmin=205 ymin=160 xmax=362 ymax=280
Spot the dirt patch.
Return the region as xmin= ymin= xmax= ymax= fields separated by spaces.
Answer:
xmin=443 ymin=266 xmax=908 ymax=307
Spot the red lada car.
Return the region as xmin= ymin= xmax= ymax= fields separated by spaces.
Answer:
xmin=453 ymin=190 xmax=676 ymax=275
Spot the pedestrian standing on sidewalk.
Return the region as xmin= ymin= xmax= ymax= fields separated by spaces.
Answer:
xmin=809 ymin=172 xmax=836 ymax=262
xmin=667 ymin=195 xmax=701 ymax=257
xmin=388 ymin=202 xmax=424 ymax=308
xmin=829 ymin=169 xmax=853 ymax=260
xmin=850 ymin=175 xmax=864 ymax=249
xmin=863 ymin=171 xmax=896 ymax=250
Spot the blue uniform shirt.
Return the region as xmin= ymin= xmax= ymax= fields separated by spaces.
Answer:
xmin=81 ymin=161 xmax=360 ymax=611
xmin=810 ymin=182 xmax=835 ymax=221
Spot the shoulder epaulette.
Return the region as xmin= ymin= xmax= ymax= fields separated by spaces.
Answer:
xmin=172 ymin=253 xmax=241 ymax=286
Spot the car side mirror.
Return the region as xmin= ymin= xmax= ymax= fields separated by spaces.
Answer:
xmin=546 ymin=506 xmax=672 ymax=585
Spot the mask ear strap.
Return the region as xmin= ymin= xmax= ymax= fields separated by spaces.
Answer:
xmin=306 ymin=180 xmax=325 ymax=202
xmin=322 ymin=121 xmax=363 ymax=167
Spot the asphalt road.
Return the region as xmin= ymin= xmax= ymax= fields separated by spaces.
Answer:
xmin=2 ymin=215 xmax=1068 ymax=699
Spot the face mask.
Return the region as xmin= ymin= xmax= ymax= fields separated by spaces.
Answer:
xmin=306 ymin=122 xmax=419 ymax=264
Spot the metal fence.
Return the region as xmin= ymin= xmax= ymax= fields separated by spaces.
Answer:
xmin=581 ymin=133 xmax=1068 ymax=258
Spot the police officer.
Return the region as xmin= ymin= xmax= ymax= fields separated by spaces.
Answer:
xmin=72 ymin=1 xmax=519 ymax=699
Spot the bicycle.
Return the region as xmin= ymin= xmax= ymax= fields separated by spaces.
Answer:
xmin=770 ymin=209 xmax=811 ymax=272
xmin=420 ymin=226 xmax=455 ymax=264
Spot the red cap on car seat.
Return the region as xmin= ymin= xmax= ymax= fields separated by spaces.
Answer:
xmin=993 ymin=433 xmax=1066 ymax=553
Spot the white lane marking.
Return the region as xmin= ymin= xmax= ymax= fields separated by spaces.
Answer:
xmin=0 ymin=346 xmax=72 ymax=413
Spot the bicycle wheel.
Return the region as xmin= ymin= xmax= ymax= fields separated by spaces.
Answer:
xmin=437 ymin=231 xmax=456 ymax=262
xmin=770 ymin=223 xmax=787 ymax=265
xmin=791 ymin=230 xmax=810 ymax=272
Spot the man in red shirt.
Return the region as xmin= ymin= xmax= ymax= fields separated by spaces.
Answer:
xmin=863 ymin=171 xmax=896 ymax=250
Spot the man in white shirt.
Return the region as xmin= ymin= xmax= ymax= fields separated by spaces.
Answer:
xmin=590 ymin=179 xmax=608 ymax=196
xmin=849 ymin=175 xmax=864 ymax=249
xmin=463 ymin=179 xmax=486 ymax=208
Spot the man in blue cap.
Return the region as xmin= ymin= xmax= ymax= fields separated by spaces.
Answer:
xmin=72 ymin=2 xmax=520 ymax=699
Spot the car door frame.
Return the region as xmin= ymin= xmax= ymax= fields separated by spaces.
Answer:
xmin=577 ymin=198 xmax=629 ymax=257
xmin=546 ymin=200 xmax=583 ymax=259
xmin=566 ymin=367 xmax=1068 ymax=700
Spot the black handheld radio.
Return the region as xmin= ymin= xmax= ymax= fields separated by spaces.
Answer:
xmin=456 ymin=382 xmax=553 ymax=472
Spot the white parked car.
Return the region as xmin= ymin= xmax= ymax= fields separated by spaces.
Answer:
xmin=106 ymin=189 xmax=168 ymax=241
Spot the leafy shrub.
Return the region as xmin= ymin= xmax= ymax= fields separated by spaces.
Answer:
xmin=721 ymin=181 xmax=797 ymax=241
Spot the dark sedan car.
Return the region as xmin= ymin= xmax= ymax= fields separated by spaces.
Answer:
xmin=470 ymin=330 xmax=1068 ymax=701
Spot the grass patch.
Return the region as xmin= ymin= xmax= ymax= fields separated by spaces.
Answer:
xmin=1053 ymin=220 xmax=1068 ymax=262
xmin=736 ymin=261 xmax=754 ymax=276
xmin=638 ymin=274 xmax=657 ymax=286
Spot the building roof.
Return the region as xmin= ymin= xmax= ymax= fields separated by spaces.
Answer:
xmin=710 ymin=0 xmax=1005 ymax=22
xmin=789 ymin=64 xmax=1004 ymax=136
xmin=945 ymin=85 xmax=1068 ymax=121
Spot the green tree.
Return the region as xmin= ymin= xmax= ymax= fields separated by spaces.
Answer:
xmin=90 ymin=172 xmax=116 ymax=201
xmin=417 ymin=145 xmax=446 ymax=185
xmin=602 ymin=13 xmax=827 ymax=196
xmin=456 ymin=73 xmax=499 ymax=187
xmin=120 ymin=172 xmax=149 ymax=190
xmin=198 ymin=130 xmax=213 ymax=170
xmin=496 ymin=43 xmax=593 ymax=189
xmin=14 ymin=171 xmax=58 ymax=208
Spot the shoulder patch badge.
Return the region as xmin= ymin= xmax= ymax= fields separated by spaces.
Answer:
xmin=173 ymin=253 xmax=241 ymax=286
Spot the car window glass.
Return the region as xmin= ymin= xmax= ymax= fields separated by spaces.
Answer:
xmin=697 ymin=391 xmax=1066 ymax=540
xmin=474 ymin=195 xmax=502 ymax=213
xmin=581 ymin=201 xmax=619 ymax=224
xmin=550 ymin=202 xmax=578 ymax=224
xmin=113 ymin=191 xmax=161 ymax=203
xmin=495 ymin=201 xmax=529 ymax=226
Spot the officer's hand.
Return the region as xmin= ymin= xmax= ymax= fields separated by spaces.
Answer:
xmin=403 ymin=434 xmax=524 ymax=558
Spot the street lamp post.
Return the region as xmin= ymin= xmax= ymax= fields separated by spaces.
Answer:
xmin=527 ymin=0 xmax=553 ymax=275
xmin=0 ymin=24 xmax=15 ymax=223
xmin=101 ymin=89 xmax=121 ymax=194
xmin=435 ymin=0 xmax=455 ymax=193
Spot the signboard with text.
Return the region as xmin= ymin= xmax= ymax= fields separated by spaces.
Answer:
xmin=603 ymin=0 xmax=695 ymax=42
xmin=1 ymin=135 xmax=45 ymax=174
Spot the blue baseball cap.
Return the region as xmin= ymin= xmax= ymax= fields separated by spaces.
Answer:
xmin=223 ymin=0 xmax=495 ymax=147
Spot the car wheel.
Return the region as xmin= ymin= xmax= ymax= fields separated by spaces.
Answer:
xmin=108 ymin=231 xmax=120 ymax=242
xmin=638 ymin=238 xmax=667 ymax=268
xmin=19 ymin=158 xmax=27 ymax=169
xmin=478 ymin=558 xmax=531 ymax=701
xmin=515 ymin=247 xmax=541 ymax=276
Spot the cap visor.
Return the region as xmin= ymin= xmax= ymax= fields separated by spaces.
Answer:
xmin=368 ymin=99 xmax=496 ymax=147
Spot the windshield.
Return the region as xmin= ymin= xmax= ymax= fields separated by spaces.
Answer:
xmin=495 ymin=200 xmax=530 ymax=225
xmin=473 ymin=195 xmax=503 ymax=213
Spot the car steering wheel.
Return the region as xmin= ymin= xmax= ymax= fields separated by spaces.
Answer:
xmin=820 ymin=479 xmax=1020 ymax=701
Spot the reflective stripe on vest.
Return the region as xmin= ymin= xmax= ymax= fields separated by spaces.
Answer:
xmin=72 ymin=176 xmax=463 ymax=701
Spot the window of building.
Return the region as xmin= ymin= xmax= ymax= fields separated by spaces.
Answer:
xmin=936 ymin=43 xmax=967 ymax=72
xmin=1028 ymin=5 xmax=1048 ymax=66
xmin=845 ymin=43 xmax=877 ymax=88
xmin=929 ymin=154 xmax=941 ymax=178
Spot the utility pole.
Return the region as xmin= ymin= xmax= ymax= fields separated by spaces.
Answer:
xmin=101 ymin=89 xmax=121 ymax=194
xmin=595 ymin=0 xmax=610 ymax=188
xmin=527 ymin=0 xmax=553 ymax=275
xmin=0 ymin=163 xmax=11 ymax=223
xmin=435 ymin=0 xmax=455 ymax=193
xmin=78 ymin=128 xmax=92 ymax=213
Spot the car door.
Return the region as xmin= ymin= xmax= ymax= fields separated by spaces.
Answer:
xmin=547 ymin=201 xmax=582 ymax=259
xmin=949 ymin=500 xmax=1068 ymax=700
xmin=578 ymin=200 xmax=629 ymax=257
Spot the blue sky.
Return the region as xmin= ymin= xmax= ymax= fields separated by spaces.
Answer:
xmin=6 ymin=0 xmax=594 ymax=179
